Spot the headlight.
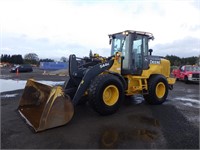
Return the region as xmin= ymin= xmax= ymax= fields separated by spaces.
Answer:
xmin=188 ymin=74 xmax=192 ymax=78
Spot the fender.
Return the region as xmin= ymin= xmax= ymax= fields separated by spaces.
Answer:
xmin=106 ymin=71 xmax=128 ymax=90
xmin=72 ymin=59 xmax=114 ymax=105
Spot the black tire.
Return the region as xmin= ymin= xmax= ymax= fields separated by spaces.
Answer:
xmin=144 ymin=75 xmax=168 ymax=105
xmin=77 ymin=96 xmax=88 ymax=105
xmin=88 ymin=74 xmax=124 ymax=115
xmin=184 ymin=76 xmax=189 ymax=84
xmin=175 ymin=75 xmax=179 ymax=81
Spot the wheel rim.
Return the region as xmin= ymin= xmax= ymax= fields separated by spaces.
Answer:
xmin=155 ymin=82 xmax=166 ymax=99
xmin=103 ymin=85 xmax=119 ymax=106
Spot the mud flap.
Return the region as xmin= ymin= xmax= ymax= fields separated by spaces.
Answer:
xmin=18 ymin=79 xmax=74 ymax=132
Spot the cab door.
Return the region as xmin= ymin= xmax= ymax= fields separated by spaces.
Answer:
xmin=131 ymin=35 xmax=149 ymax=75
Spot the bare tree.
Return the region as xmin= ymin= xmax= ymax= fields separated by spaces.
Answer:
xmin=60 ymin=56 xmax=67 ymax=62
xmin=24 ymin=53 xmax=39 ymax=64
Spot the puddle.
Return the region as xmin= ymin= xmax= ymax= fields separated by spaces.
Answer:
xmin=99 ymin=127 xmax=159 ymax=149
xmin=183 ymin=103 xmax=193 ymax=107
xmin=99 ymin=115 xmax=160 ymax=148
xmin=174 ymin=97 xmax=199 ymax=104
xmin=186 ymin=94 xmax=199 ymax=99
xmin=100 ymin=128 xmax=119 ymax=149
xmin=124 ymin=95 xmax=144 ymax=105
xmin=173 ymin=97 xmax=200 ymax=108
xmin=0 ymin=75 xmax=12 ymax=79
xmin=0 ymin=79 xmax=64 ymax=92
xmin=1 ymin=93 xmax=18 ymax=98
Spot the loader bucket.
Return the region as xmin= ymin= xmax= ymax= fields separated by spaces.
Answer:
xmin=18 ymin=79 xmax=74 ymax=132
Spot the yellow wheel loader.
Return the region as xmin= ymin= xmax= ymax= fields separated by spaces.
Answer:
xmin=18 ymin=30 xmax=176 ymax=132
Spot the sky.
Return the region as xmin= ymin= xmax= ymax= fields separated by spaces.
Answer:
xmin=0 ymin=0 xmax=200 ymax=61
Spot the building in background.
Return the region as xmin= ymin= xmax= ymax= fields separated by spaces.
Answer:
xmin=40 ymin=62 xmax=68 ymax=70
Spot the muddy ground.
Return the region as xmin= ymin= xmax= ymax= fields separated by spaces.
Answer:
xmin=1 ymin=67 xmax=199 ymax=149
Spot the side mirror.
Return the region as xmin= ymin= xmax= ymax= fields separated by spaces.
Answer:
xmin=148 ymin=49 xmax=153 ymax=55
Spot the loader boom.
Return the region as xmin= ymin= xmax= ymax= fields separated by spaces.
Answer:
xmin=65 ymin=54 xmax=114 ymax=105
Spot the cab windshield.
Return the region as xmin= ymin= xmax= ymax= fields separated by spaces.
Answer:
xmin=111 ymin=34 xmax=129 ymax=56
xmin=185 ymin=66 xmax=200 ymax=71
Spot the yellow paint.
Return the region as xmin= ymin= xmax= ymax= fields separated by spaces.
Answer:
xmin=167 ymin=77 xmax=176 ymax=85
xmin=155 ymin=82 xmax=166 ymax=99
xmin=105 ymin=55 xmax=175 ymax=96
xmin=109 ymin=52 xmax=122 ymax=74
xmin=142 ymin=59 xmax=170 ymax=78
xmin=124 ymin=75 xmax=148 ymax=95
xmin=103 ymin=85 xmax=119 ymax=106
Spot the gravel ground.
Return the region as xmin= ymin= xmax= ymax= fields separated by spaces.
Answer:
xmin=1 ymin=67 xmax=199 ymax=149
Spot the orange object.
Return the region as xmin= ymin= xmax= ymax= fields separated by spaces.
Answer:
xmin=16 ymin=68 xmax=19 ymax=76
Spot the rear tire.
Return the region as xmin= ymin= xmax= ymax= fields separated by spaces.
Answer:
xmin=144 ymin=75 xmax=168 ymax=105
xmin=88 ymin=74 xmax=124 ymax=115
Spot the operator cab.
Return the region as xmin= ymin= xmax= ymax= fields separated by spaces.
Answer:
xmin=109 ymin=30 xmax=154 ymax=75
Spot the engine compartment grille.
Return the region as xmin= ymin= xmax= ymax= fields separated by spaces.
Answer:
xmin=192 ymin=73 xmax=200 ymax=78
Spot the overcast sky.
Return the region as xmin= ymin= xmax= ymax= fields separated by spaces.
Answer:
xmin=0 ymin=0 xmax=200 ymax=60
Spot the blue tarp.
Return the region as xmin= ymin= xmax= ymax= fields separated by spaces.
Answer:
xmin=40 ymin=62 xmax=68 ymax=70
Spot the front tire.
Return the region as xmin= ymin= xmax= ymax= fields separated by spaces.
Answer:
xmin=144 ymin=75 xmax=168 ymax=105
xmin=88 ymin=74 xmax=124 ymax=115
xmin=184 ymin=76 xmax=189 ymax=84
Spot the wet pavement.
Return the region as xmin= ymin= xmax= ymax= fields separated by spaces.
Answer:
xmin=1 ymin=67 xmax=199 ymax=149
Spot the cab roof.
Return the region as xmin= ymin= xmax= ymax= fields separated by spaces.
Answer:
xmin=109 ymin=30 xmax=154 ymax=39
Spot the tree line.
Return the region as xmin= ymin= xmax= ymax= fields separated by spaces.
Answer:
xmin=0 ymin=53 xmax=199 ymax=66
xmin=1 ymin=54 xmax=24 ymax=64
xmin=165 ymin=55 xmax=199 ymax=66
xmin=0 ymin=53 xmax=65 ymax=66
